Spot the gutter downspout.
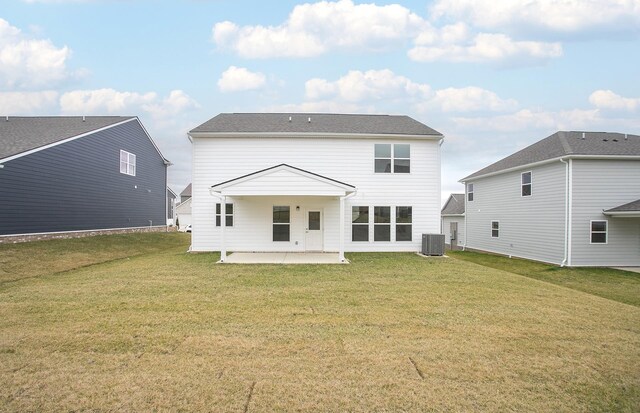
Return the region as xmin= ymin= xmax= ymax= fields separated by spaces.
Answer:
xmin=462 ymin=182 xmax=468 ymax=251
xmin=339 ymin=189 xmax=358 ymax=262
xmin=560 ymin=158 xmax=569 ymax=267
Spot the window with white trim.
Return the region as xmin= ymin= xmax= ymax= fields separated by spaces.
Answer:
xmin=467 ymin=183 xmax=474 ymax=202
xmin=396 ymin=206 xmax=412 ymax=241
xmin=491 ymin=221 xmax=499 ymax=238
xmin=216 ymin=203 xmax=233 ymax=227
xmin=352 ymin=206 xmax=369 ymax=242
xmin=590 ymin=220 xmax=607 ymax=244
xmin=273 ymin=206 xmax=290 ymax=242
xmin=374 ymin=144 xmax=410 ymax=173
xmin=120 ymin=150 xmax=136 ymax=176
xmin=374 ymin=206 xmax=391 ymax=241
xmin=522 ymin=172 xmax=532 ymax=196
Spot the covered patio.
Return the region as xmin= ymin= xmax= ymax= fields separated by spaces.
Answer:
xmin=209 ymin=164 xmax=357 ymax=263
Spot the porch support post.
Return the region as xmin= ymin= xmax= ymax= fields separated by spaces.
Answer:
xmin=220 ymin=195 xmax=227 ymax=262
xmin=339 ymin=195 xmax=345 ymax=262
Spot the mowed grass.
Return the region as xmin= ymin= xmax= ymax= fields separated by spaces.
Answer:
xmin=449 ymin=250 xmax=640 ymax=307
xmin=0 ymin=235 xmax=639 ymax=412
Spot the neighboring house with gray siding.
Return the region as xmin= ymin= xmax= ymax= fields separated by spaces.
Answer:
xmin=460 ymin=131 xmax=640 ymax=267
xmin=180 ymin=183 xmax=192 ymax=203
xmin=167 ymin=187 xmax=177 ymax=225
xmin=0 ymin=116 xmax=170 ymax=236
xmin=441 ymin=193 xmax=465 ymax=250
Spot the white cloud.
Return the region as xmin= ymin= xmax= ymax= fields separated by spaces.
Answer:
xmin=589 ymin=90 xmax=640 ymax=111
xmin=305 ymin=69 xmax=431 ymax=102
xmin=409 ymin=32 xmax=562 ymax=64
xmin=304 ymin=69 xmax=515 ymax=113
xmin=212 ymin=0 xmax=426 ymax=58
xmin=429 ymin=0 xmax=640 ymax=36
xmin=217 ymin=66 xmax=266 ymax=92
xmin=426 ymin=87 xmax=518 ymax=112
xmin=142 ymin=90 xmax=200 ymax=119
xmin=59 ymin=88 xmax=199 ymax=119
xmin=452 ymin=108 xmax=603 ymax=132
xmin=0 ymin=18 xmax=75 ymax=88
xmin=0 ymin=91 xmax=58 ymax=114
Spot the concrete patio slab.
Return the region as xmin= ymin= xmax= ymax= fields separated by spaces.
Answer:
xmin=222 ymin=252 xmax=346 ymax=264
xmin=614 ymin=267 xmax=640 ymax=274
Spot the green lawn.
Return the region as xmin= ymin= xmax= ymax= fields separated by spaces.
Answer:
xmin=1 ymin=234 xmax=639 ymax=412
xmin=449 ymin=249 xmax=640 ymax=307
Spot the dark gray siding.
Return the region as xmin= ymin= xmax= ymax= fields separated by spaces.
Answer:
xmin=0 ymin=120 xmax=167 ymax=235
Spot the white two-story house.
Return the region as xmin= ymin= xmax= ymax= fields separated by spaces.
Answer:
xmin=460 ymin=131 xmax=640 ymax=267
xmin=187 ymin=113 xmax=443 ymax=262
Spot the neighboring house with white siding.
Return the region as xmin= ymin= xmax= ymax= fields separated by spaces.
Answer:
xmin=460 ymin=131 xmax=640 ymax=267
xmin=441 ymin=193 xmax=465 ymax=250
xmin=187 ymin=113 xmax=443 ymax=261
xmin=176 ymin=197 xmax=192 ymax=231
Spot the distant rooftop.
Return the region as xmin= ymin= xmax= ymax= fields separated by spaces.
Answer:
xmin=441 ymin=193 xmax=465 ymax=215
xmin=180 ymin=183 xmax=192 ymax=197
xmin=0 ymin=116 xmax=135 ymax=160
xmin=189 ymin=113 xmax=442 ymax=137
xmin=463 ymin=131 xmax=640 ymax=181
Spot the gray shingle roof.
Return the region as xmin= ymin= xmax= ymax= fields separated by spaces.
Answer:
xmin=441 ymin=193 xmax=465 ymax=215
xmin=604 ymin=199 xmax=640 ymax=213
xmin=0 ymin=116 xmax=135 ymax=160
xmin=180 ymin=183 xmax=192 ymax=197
xmin=190 ymin=113 xmax=442 ymax=136
xmin=463 ymin=131 xmax=640 ymax=181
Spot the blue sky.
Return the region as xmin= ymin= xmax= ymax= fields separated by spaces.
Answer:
xmin=2 ymin=0 xmax=639 ymax=201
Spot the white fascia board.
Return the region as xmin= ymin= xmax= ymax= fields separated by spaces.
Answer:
xmin=189 ymin=132 xmax=443 ymax=140
xmin=459 ymin=155 xmax=640 ymax=183
xmin=441 ymin=214 xmax=465 ymax=217
xmin=0 ymin=118 xmax=138 ymax=164
xmin=220 ymin=189 xmax=348 ymax=196
xmin=133 ymin=117 xmax=171 ymax=165
xmin=211 ymin=164 xmax=355 ymax=193
xmin=602 ymin=211 xmax=640 ymax=217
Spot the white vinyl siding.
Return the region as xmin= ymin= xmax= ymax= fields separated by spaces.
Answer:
xmin=442 ymin=216 xmax=465 ymax=247
xmin=570 ymin=159 xmax=640 ymax=266
xmin=191 ymin=137 xmax=440 ymax=252
xmin=464 ymin=162 xmax=566 ymax=264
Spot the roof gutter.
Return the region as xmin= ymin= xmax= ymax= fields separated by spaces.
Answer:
xmin=459 ymin=154 xmax=640 ymax=183
xmin=188 ymin=131 xmax=443 ymax=140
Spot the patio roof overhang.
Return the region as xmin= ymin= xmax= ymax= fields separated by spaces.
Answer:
xmin=210 ymin=164 xmax=356 ymax=197
xmin=603 ymin=199 xmax=640 ymax=218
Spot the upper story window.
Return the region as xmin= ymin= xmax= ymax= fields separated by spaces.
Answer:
xmin=590 ymin=220 xmax=607 ymax=244
xmin=120 ymin=150 xmax=136 ymax=176
xmin=374 ymin=144 xmax=410 ymax=173
xmin=522 ymin=172 xmax=532 ymax=196
xmin=467 ymin=183 xmax=474 ymax=202
xmin=216 ymin=203 xmax=234 ymax=227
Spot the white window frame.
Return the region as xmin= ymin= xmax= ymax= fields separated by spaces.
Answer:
xmin=491 ymin=221 xmax=500 ymax=238
xmin=216 ymin=203 xmax=234 ymax=227
xmin=589 ymin=220 xmax=608 ymax=244
xmin=373 ymin=206 xmax=391 ymax=242
xmin=272 ymin=205 xmax=291 ymax=242
xmin=467 ymin=183 xmax=474 ymax=202
xmin=351 ymin=206 xmax=370 ymax=242
xmin=120 ymin=150 xmax=136 ymax=176
xmin=374 ymin=144 xmax=411 ymax=174
xmin=521 ymin=171 xmax=532 ymax=197
xmin=395 ymin=206 xmax=412 ymax=242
